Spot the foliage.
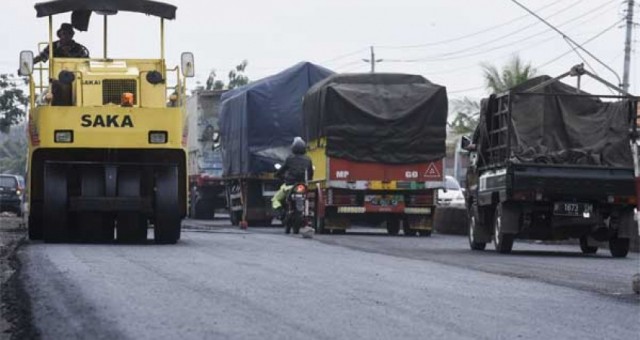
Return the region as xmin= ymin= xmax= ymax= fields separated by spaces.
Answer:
xmin=0 ymin=124 xmax=27 ymax=175
xmin=205 ymin=60 xmax=250 ymax=90
xmin=481 ymin=55 xmax=536 ymax=93
xmin=447 ymin=55 xmax=536 ymax=135
xmin=449 ymin=97 xmax=480 ymax=136
xmin=0 ymin=74 xmax=29 ymax=133
xmin=227 ymin=60 xmax=249 ymax=89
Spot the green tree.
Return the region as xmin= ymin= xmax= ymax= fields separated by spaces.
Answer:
xmin=205 ymin=69 xmax=217 ymax=90
xmin=227 ymin=60 xmax=249 ymax=89
xmin=481 ymin=55 xmax=537 ymax=93
xmin=0 ymin=123 xmax=27 ymax=175
xmin=0 ymin=74 xmax=29 ymax=133
xmin=449 ymin=97 xmax=481 ymax=135
xmin=205 ymin=61 xmax=250 ymax=90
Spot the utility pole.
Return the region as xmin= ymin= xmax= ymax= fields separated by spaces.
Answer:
xmin=622 ymin=0 xmax=635 ymax=93
xmin=362 ymin=46 xmax=383 ymax=73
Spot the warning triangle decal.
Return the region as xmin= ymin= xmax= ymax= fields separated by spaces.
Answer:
xmin=424 ymin=163 xmax=440 ymax=178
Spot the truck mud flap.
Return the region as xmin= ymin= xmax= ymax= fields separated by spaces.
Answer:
xmin=500 ymin=202 xmax=521 ymax=234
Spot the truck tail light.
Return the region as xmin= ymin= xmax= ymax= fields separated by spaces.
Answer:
xmin=332 ymin=193 xmax=357 ymax=206
xmin=610 ymin=195 xmax=637 ymax=205
xmin=513 ymin=190 xmax=535 ymax=201
xmin=406 ymin=194 xmax=433 ymax=207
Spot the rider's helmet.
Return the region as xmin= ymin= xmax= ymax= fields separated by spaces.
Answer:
xmin=291 ymin=137 xmax=306 ymax=155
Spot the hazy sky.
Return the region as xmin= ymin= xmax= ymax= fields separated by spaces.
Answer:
xmin=1 ymin=0 xmax=637 ymax=99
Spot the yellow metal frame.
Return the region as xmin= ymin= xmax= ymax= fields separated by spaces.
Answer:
xmin=26 ymin=14 xmax=189 ymax=161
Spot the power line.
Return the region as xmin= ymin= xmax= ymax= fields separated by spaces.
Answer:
xmin=377 ymin=0 xmax=567 ymax=49
xmin=512 ymin=0 xmax=623 ymax=88
xmin=334 ymin=59 xmax=364 ymax=70
xmin=320 ymin=47 xmax=369 ymax=64
xmin=421 ymin=29 xmax=598 ymax=77
xmin=382 ymin=0 xmax=615 ymax=63
xmin=448 ymin=85 xmax=485 ymax=94
xmin=537 ymin=19 xmax=623 ymax=68
xmin=447 ymin=20 xmax=622 ymax=96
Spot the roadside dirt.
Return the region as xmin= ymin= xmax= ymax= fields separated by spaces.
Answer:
xmin=0 ymin=215 xmax=38 ymax=340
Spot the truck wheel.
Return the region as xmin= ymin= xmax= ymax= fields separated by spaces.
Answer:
xmin=403 ymin=220 xmax=417 ymax=236
xmin=194 ymin=198 xmax=215 ymax=220
xmin=315 ymin=214 xmax=326 ymax=234
xmin=493 ymin=203 xmax=514 ymax=254
xmin=284 ymin=219 xmax=291 ymax=234
xmin=78 ymin=167 xmax=114 ymax=243
xmin=116 ymin=169 xmax=147 ymax=243
xmin=468 ymin=204 xmax=486 ymax=251
xmin=386 ymin=218 xmax=400 ymax=235
xmin=117 ymin=213 xmax=147 ymax=243
xmin=419 ymin=229 xmax=432 ymax=237
xmin=28 ymin=202 xmax=43 ymax=240
xmin=154 ymin=167 xmax=181 ymax=244
xmin=43 ymin=165 xmax=69 ymax=243
xmin=579 ymin=236 xmax=598 ymax=254
xmin=609 ymin=236 xmax=629 ymax=258
xmin=230 ymin=210 xmax=241 ymax=226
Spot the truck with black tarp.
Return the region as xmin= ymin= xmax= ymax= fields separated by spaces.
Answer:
xmin=303 ymin=73 xmax=447 ymax=235
xmin=464 ymin=67 xmax=638 ymax=257
xmin=219 ymin=62 xmax=333 ymax=226
xmin=186 ymin=89 xmax=226 ymax=219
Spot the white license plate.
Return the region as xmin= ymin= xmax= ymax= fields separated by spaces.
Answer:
xmin=553 ymin=202 xmax=593 ymax=217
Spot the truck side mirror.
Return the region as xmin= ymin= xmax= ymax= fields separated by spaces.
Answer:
xmin=181 ymin=52 xmax=195 ymax=78
xmin=460 ymin=135 xmax=476 ymax=151
xmin=18 ymin=51 xmax=34 ymax=76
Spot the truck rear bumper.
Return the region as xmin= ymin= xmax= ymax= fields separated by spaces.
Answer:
xmin=335 ymin=206 xmax=432 ymax=215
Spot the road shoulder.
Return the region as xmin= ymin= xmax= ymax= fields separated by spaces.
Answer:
xmin=0 ymin=216 xmax=38 ymax=339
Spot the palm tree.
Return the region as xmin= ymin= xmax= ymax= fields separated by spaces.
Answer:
xmin=481 ymin=55 xmax=537 ymax=93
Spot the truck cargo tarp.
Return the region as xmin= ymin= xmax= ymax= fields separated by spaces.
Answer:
xmin=219 ymin=62 xmax=333 ymax=176
xmin=303 ymin=73 xmax=448 ymax=164
xmin=477 ymin=76 xmax=634 ymax=167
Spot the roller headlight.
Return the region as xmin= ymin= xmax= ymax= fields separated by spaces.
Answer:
xmin=54 ymin=130 xmax=73 ymax=143
xmin=149 ymin=131 xmax=168 ymax=144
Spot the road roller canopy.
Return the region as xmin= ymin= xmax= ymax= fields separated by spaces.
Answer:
xmin=35 ymin=0 xmax=176 ymax=32
xmin=35 ymin=0 xmax=176 ymax=19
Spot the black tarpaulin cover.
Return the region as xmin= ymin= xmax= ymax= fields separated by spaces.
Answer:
xmin=303 ymin=73 xmax=448 ymax=164
xmin=219 ymin=62 xmax=333 ymax=176
xmin=478 ymin=76 xmax=634 ymax=167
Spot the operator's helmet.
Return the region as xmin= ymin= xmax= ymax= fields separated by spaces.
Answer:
xmin=291 ymin=137 xmax=306 ymax=155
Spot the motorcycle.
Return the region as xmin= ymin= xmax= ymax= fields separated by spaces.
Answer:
xmin=274 ymin=164 xmax=311 ymax=235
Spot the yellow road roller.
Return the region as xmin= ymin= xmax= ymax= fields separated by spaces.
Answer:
xmin=19 ymin=0 xmax=194 ymax=244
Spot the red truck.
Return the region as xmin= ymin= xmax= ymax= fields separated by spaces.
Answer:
xmin=303 ymin=73 xmax=448 ymax=235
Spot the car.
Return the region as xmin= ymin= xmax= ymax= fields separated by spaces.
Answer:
xmin=436 ymin=176 xmax=465 ymax=209
xmin=0 ymin=174 xmax=25 ymax=216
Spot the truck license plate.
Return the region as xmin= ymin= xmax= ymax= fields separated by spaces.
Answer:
xmin=553 ymin=202 xmax=593 ymax=217
xmin=365 ymin=195 xmax=402 ymax=207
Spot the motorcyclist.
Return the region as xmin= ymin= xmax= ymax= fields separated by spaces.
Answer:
xmin=272 ymin=137 xmax=314 ymax=218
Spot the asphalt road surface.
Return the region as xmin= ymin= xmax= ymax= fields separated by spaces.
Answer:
xmin=17 ymin=218 xmax=640 ymax=340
